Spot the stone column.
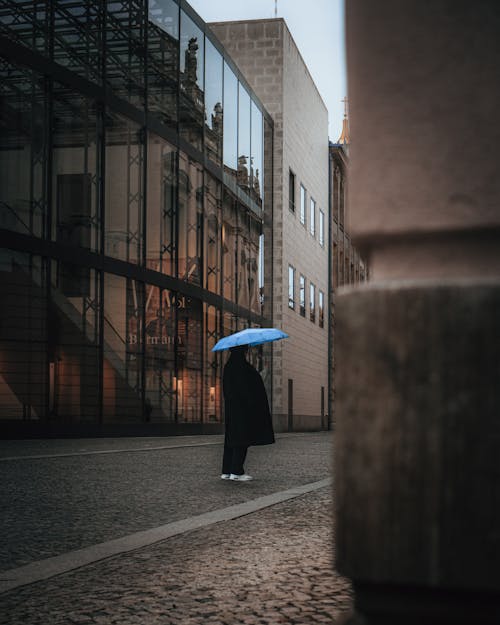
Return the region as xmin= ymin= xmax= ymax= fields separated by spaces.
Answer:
xmin=335 ymin=1 xmax=500 ymax=623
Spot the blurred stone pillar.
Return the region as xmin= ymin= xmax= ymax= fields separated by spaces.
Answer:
xmin=335 ymin=1 xmax=500 ymax=623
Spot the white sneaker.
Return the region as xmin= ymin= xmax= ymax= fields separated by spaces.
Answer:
xmin=220 ymin=473 xmax=231 ymax=480
xmin=229 ymin=473 xmax=253 ymax=481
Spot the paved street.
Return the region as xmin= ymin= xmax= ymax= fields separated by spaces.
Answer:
xmin=0 ymin=432 xmax=353 ymax=624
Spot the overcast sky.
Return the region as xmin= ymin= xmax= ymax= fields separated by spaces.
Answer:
xmin=187 ymin=0 xmax=346 ymax=141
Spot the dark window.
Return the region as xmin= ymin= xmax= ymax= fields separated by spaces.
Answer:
xmin=289 ymin=170 xmax=296 ymax=212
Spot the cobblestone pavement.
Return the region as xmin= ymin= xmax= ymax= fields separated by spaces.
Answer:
xmin=0 ymin=486 xmax=353 ymax=625
xmin=1 ymin=433 xmax=332 ymax=571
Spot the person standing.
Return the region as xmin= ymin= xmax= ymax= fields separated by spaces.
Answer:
xmin=221 ymin=344 xmax=275 ymax=481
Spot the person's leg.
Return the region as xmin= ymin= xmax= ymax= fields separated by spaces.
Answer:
xmin=231 ymin=446 xmax=248 ymax=475
xmin=222 ymin=438 xmax=232 ymax=475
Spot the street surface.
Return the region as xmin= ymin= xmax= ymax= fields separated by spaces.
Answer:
xmin=0 ymin=432 xmax=353 ymax=624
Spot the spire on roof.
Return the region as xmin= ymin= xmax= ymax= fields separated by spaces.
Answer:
xmin=337 ymin=96 xmax=350 ymax=145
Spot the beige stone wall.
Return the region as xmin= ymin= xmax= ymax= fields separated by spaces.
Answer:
xmin=209 ymin=19 xmax=329 ymax=428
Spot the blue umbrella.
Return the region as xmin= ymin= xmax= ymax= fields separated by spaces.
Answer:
xmin=211 ymin=327 xmax=289 ymax=352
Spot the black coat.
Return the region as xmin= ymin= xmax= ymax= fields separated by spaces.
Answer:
xmin=223 ymin=351 xmax=275 ymax=448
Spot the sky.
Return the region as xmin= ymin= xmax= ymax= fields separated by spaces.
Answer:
xmin=187 ymin=0 xmax=346 ymax=141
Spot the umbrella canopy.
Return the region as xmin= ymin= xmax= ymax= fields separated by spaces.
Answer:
xmin=211 ymin=327 xmax=289 ymax=352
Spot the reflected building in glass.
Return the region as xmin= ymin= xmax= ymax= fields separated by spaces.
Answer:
xmin=0 ymin=0 xmax=273 ymax=434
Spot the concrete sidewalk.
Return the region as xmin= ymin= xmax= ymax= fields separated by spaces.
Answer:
xmin=0 ymin=432 xmax=353 ymax=624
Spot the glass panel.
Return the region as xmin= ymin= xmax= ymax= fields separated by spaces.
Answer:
xmin=147 ymin=0 xmax=179 ymax=129
xmin=148 ymin=0 xmax=178 ymax=37
xmin=178 ymin=152 xmax=203 ymax=284
xmin=310 ymin=197 xmax=316 ymax=236
xmin=179 ymin=10 xmax=204 ymax=150
xmin=204 ymin=38 xmax=223 ymax=166
xmin=203 ymin=303 xmax=221 ymax=423
xmin=223 ymin=62 xmax=238 ymax=178
xmin=319 ymin=209 xmax=325 ymax=246
xmin=105 ymin=112 xmax=144 ymax=264
xmin=300 ymin=274 xmax=306 ymax=316
xmin=106 ymin=0 xmax=145 ymax=108
xmin=53 ymin=0 xmax=103 ymax=83
xmin=251 ymin=100 xmax=263 ymax=207
xmin=300 ymin=184 xmax=306 ymax=225
xmin=147 ymin=133 xmax=177 ymax=276
xmin=177 ymin=296 xmax=202 ymax=422
xmin=204 ymin=172 xmax=221 ymax=294
xmin=103 ymin=273 xmax=143 ymax=422
xmin=310 ymin=283 xmax=316 ymax=322
xmin=144 ymin=285 xmax=176 ymax=422
xmin=319 ymin=290 xmax=324 ymax=328
xmin=0 ymin=0 xmax=48 ymax=53
xmin=0 ymin=251 xmax=47 ymax=420
xmin=52 ymin=83 xmax=99 ymax=252
xmin=262 ymin=116 xmax=273 ymax=321
xmin=0 ymin=61 xmax=47 ymax=238
xmin=50 ymin=261 xmax=100 ymax=422
xmin=237 ymin=83 xmax=251 ymax=195
xmin=237 ymin=209 xmax=261 ymax=314
xmin=222 ymin=190 xmax=237 ymax=303
xmin=288 ymin=265 xmax=295 ymax=309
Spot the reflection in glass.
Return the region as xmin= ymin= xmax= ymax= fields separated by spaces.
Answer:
xmin=223 ymin=62 xmax=238 ymax=177
xmin=288 ymin=265 xmax=295 ymax=309
xmin=251 ymin=101 xmax=264 ymax=206
xmin=300 ymin=274 xmax=306 ymax=316
xmin=50 ymin=262 xmax=100 ymax=421
xmin=319 ymin=290 xmax=324 ymax=328
xmin=300 ymin=184 xmax=306 ymax=225
xmin=237 ymin=83 xmax=251 ymax=194
xmin=147 ymin=134 xmax=177 ymax=276
xmin=204 ymin=304 xmax=221 ymax=422
xmin=0 ymin=251 xmax=47 ymax=419
xmin=52 ymin=83 xmax=99 ymax=252
xmin=148 ymin=0 xmax=179 ymax=129
xmin=310 ymin=282 xmax=316 ymax=322
xmin=103 ymin=273 xmax=143 ymax=421
xmin=178 ymin=152 xmax=203 ymax=284
xmin=106 ymin=0 xmax=145 ymax=108
xmin=222 ymin=190 xmax=237 ymax=303
xmin=237 ymin=210 xmax=261 ymax=314
xmin=177 ymin=296 xmax=202 ymax=422
xmin=179 ymin=10 xmax=204 ymax=150
xmin=145 ymin=285 xmax=176 ymax=422
xmin=204 ymin=38 xmax=223 ymax=165
xmin=204 ymin=172 xmax=221 ymax=294
xmin=0 ymin=61 xmax=47 ymax=238
xmin=105 ymin=112 xmax=144 ymax=264
xmin=53 ymin=1 xmax=103 ymax=83
xmin=310 ymin=197 xmax=316 ymax=236
xmin=319 ymin=209 xmax=325 ymax=246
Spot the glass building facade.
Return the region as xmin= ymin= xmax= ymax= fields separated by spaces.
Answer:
xmin=0 ymin=0 xmax=273 ymax=433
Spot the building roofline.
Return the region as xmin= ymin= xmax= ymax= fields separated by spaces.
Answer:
xmin=208 ymin=17 xmax=329 ymax=115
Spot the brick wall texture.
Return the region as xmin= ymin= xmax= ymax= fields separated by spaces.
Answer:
xmin=209 ymin=19 xmax=329 ymax=429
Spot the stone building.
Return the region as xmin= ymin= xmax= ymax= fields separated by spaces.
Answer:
xmin=329 ymin=107 xmax=367 ymax=427
xmin=209 ymin=18 xmax=330 ymax=431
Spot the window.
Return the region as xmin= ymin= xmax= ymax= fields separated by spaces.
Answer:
xmin=299 ymin=274 xmax=306 ymax=316
xmin=300 ymin=184 xmax=306 ymax=226
xmin=310 ymin=197 xmax=316 ymax=236
xmin=310 ymin=283 xmax=316 ymax=322
xmin=289 ymin=169 xmax=296 ymax=212
xmin=319 ymin=209 xmax=325 ymax=246
xmin=288 ymin=265 xmax=295 ymax=309
xmin=319 ymin=290 xmax=324 ymax=328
